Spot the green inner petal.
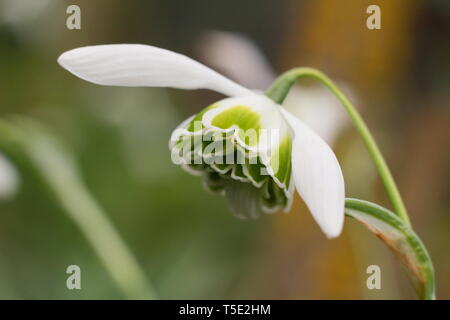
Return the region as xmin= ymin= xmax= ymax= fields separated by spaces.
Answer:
xmin=269 ymin=135 xmax=292 ymax=187
xmin=224 ymin=179 xmax=261 ymax=219
xmin=187 ymin=104 xmax=218 ymax=132
xmin=232 ymin=164 xmax=248 ymax=182
xmin=245 ymin=157 xmax=268 ymax=186
xmin=203 ymin=170 xmax=226 ymax=194
xmin=211 ymin=105 xmax=262 ymax=146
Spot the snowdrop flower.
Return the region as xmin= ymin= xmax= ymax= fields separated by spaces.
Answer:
xmin=0 ymin=0 xmax=52 ymax=26
xmin=58 ymin=44 xmax=344 ymax=238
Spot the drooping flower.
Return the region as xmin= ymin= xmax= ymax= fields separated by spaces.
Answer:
xmin=57 ymin=44 xmax=345 ymax=238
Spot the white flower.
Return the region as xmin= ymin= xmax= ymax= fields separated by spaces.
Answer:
xmin=57 ymin=44 xmax=345 ymax=238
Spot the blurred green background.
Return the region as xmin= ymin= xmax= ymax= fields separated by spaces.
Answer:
xmin=0 ymin=0 xmax=448 ymax=299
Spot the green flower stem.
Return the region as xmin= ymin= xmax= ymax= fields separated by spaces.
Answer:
xmin=266 ymin=67 xmax=411 ymax=227
xmin=0 ymin=119 xmax=157 ymax=299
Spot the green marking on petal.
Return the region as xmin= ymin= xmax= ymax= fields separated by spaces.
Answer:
xmin=170 ymin=98 xmax=294 ymax=218
xmin=269 ymin=135 xmax=292 ymax=187
xmin=203 ymin=170 xmax=226 ymax=194
xmin=260 ymin=181 xmax=279 ymax=210
xmin=211 ymin=162 xmax=232 ymax=174
xmin=211 ymin=105 xmax=262 ymax=146
xmin=258 ymin=178 xmax=289 ymax=214
xmin=245 ymin=157 xmax=267 ymax=187
xmin=345 ymin=198 xmax=435 ymax=300
xmin=224 ymin=179 xmax=261 ymax=219
xmin=231 ymin=164 xmax=248 ymax=182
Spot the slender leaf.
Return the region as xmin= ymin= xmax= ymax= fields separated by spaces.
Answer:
xmin=345 ymin=198 xmax=435 ymax=300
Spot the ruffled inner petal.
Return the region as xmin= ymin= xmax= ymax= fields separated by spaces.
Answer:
xmin=169 ymin=96 xmax=295 ymax=217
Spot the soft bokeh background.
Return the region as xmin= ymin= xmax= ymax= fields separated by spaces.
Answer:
xmin=0 ymin=0 xmax=448 ymax=299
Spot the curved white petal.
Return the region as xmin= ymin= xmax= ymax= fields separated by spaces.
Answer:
xmin=280 ymin=108 xmax=345 ymax=238
xmin=58 ymin=44 xmax=252 ymax=97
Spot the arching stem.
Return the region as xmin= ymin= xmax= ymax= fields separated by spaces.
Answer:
xmin=266 ymin=67 xmax=411 ymax=226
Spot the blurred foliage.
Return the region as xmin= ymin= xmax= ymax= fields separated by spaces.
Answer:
xmin=0 ymin=0 xmax=448 ymax=299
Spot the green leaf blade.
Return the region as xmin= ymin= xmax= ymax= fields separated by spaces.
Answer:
xmin=345 ymin=198 xmax=435 ymax=300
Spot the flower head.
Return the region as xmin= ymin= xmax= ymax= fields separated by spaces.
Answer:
xmin=0 ymin=152 xmax=19 ymax=201
xmin=58 ymin=44 xmax=345 ymax=238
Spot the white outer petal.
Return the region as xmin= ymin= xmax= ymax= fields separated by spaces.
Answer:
xmin=280 ymin=108 xmax=345 ymax=238
xmin=58 ymin=44 xmax=253 ymax=97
